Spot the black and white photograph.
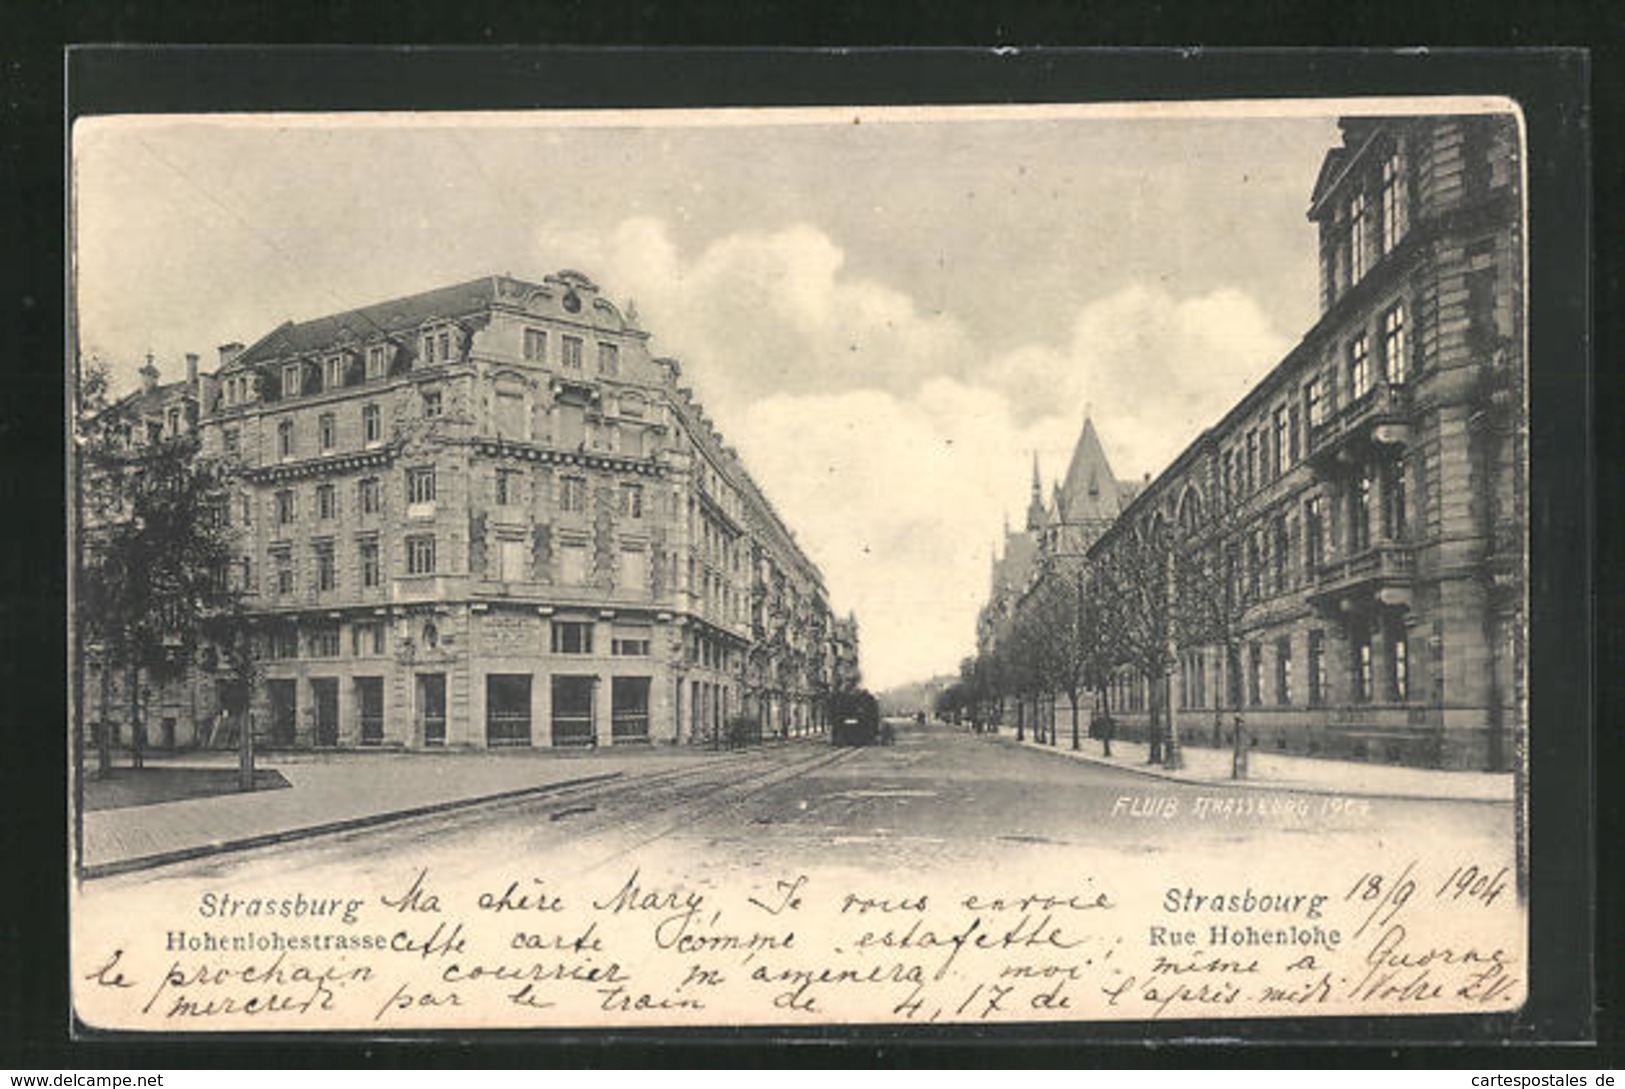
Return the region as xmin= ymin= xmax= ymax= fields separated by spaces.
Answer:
xmin=68 ymin=93 xmax=1532 ymax=1031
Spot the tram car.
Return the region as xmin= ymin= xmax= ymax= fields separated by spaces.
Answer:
xmin=829 ymin=690 xmax=884 ymax=747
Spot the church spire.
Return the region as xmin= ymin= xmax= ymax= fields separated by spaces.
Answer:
xmin=1025 ymin=451 xmax=1046 ymax=531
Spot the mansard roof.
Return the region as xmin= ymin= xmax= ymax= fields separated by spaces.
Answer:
xmin=232 ymin=276 xmax=502 ymax=370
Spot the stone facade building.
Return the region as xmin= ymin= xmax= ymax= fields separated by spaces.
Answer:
xmin=165 ymin=269 xmax=844 ymax=749
xmin=980 ymin=112 xmax=1524 ymax=771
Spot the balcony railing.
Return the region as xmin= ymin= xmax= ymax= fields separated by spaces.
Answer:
xmin=1308 ymin=542 xmax=1416 ymax=611
xmin=1308 ymin=382 xmax=1412 ymax=461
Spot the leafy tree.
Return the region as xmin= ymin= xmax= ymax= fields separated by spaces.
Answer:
xmin=75 ymin=361 xmax=244 ymax=774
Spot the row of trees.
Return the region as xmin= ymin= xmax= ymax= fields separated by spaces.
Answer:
xmin=73 ymin=360 xmax=259 ymax=781
xmin=940 ymin=504 xmax=1256 ymax=774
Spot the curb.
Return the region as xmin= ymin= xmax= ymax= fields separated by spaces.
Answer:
xmin=988 ymin=733 xmax=1513 ymax=806
xmin=80 ymin=771 xmax=624 ymax=880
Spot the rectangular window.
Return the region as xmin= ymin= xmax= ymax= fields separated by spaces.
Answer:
xmin=1352 ymin=466 xmax=1374 ymax=552
xmin=559 ymin=539 xmax=588 ymax=585
xmin=611 ymin=676 xmax=650 ymax=743
xmin=1383 ymin=302 xmax=1407 ymax=385
xmin=314 ymin=541 xmax=335 ymax=592
xmin=352 ymin=621 xmax=385 ymax=656
xmin=366 ymin=345 xmax=387 ymax=380
xmin=423 ymin=390 xmax=442 ymax=417
xmin=316 ymin=413 xmax=335 ymax=451
xmin=359 ymin=476 xmax=380 ymax=514
xmin=562 ymin=335 xmax=583 ymax=370
xmin=618 ymin=482 xmax=643 ymax=519
xmin=1349 ymin=191 xmax=1367 ymax=283
xmin=1248 ymin=643 xmax=1263 ymax=707
xmin=406 ymin=534 xmax=436 ymax=575
xmin=316 ymin=483 xmax=336 ymax=520
xmin=1381 ymin=149 xmax=1407 ymax=253
xmin=1287 ymin=403 xmax=1301 ymax=465
xmin=1392 ymin=631 xmax=1409 ymax=701
xmin=167 ymin=407 xmax=181 ymax=436
xmin=1355 ymin=635 xmax=1373 ymax=702
xmin=560 ymin=476 xmax=587 ymax=513
xmin=438 ymin=331 xmax=451 ymax=361
xmin=1244 ymin=430 xmax=1257 ymax=493
xmin=325 ymin=356 xmax=343 ymax=391
xmin=523 ymin=327 xmax=547 ymax=362
xmin=273 ymin=548 xmax=294 ymax=595
xmin=551 ymin=620 xmax=594 ymax=655
xmin=275 ymin=489 xmax=295 ymax=526
xmin=495 ymin=391 xmax=524 ymax=438
xmin=1389 ymin=456 xmax=1409 ymax=541
xmin=423 ymin=332 xmax=437 ymax=364
xmin=496 ymin=468 xmax=520 ymax=506
xmin=267 ymin=624 xmax=298 ymax=660
xmin=612 ymin=626 xmax=652 ymax=657
xmin=1271 ymin=516 xmax=1289 ymax=592
xmin=1272 ymin=406 xmax=1288 ymax=477
xmin=408 ymin=466 xmax=436 ymax=504
xmin=1276 ymin=637 xmax=1293 ymax=706
xmin=360 ymin=537 xmax=380 ymax=588
xmin=1221 ymin=452 xmax=1233 ymax=506
xmin=277 ymin=418 xmax=294 ymax=458
xmin=1305 ymin=495 xmax=1325 ymax=571
xmin=497 ymin=537 xmax=527 ymax=582
xmin=224 ymin=427 xmax=240 ymax=456
xmin=1305 ymin=376 xmax=1325 ymax=430
xmin=282 ymin=363 xmax=301 ymax=397
xmin=1247 ymin=534 xmax=1261 ymax=600
xmin=362 ymin=403 xmax=381 ymax=444
xmin=308 ymin=624 xmax=340 ymax=658
xmin=598 ymin=342 xmax=619 ymax=376
xmin=1350 ymin=333 xmax=1371 ymax=400
xmin=620 ymin=545 xmax=648 ymax=592
xmin=1308 ymin=630 xmax=1326 ymax=706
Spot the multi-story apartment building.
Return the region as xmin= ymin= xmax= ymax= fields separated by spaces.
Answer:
xmin=186 ymin=269 xmax=842 ymax=749
xmin=80 ymin=352 xmax=210 ymax=752
xmin=1082 ymin=112 xmax=1524 ymax=770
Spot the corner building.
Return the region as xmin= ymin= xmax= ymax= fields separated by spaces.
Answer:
xmin=1088 ymin=113 xmax=1524 ymax=770
xmin=199 ymin=270 xmax=840 ymax=749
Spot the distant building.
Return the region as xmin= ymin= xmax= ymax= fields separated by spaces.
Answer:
xmin=978 ymin=112 xmax=1524 ymax=771
xmin=102 ymin=270 xmax=845 ymax=750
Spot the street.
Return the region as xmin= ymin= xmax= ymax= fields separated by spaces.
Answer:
xmin=75 ymin=718 xmax=1522 ymax=1029
xmin=87 ymin=717 xmax=1511 ymax=898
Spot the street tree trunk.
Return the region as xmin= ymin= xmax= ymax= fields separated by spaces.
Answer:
xmin=1069 ymin=690 xmax=1081 ymax=750
xmin=127 ymin=663 xmax=144 ymax=770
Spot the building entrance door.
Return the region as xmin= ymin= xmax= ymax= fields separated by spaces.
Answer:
xmin=611 ymin=677 xmax=651 ymax=744
xmin=356 ymin=677 xmax=384 ymax=745
xmin=312 ymin=678 xmax=339 ymax=746
xmin=417 ymin=673 xmax=446 ymax=746
xmin=268 ymin=679 xmax=297 ymax=746
xmin=551 ymin=676 xmax=595 ymax=747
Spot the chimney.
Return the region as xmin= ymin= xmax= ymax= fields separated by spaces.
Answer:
xmin=218 ymin=342 xmax=245 ymax=369
xmin=185 ymin=352 xmax=199 ymax=388
xmin=139 ymin=352 xmax=160 ymax=393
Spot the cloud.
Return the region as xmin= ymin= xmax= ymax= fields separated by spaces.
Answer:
xmin=988 ymin=282 xmax=1293 ymax=479
xmin=540 ymin=218 xmax=974 ymax=414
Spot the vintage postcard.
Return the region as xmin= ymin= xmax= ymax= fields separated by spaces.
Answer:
xmin=69 ymin=97 xmax=1529 ymax=1032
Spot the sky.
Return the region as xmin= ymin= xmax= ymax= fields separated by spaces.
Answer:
xmin=73 ymin=104 xmax=1353 ymax=691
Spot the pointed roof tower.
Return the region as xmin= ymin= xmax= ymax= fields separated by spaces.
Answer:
xmin=1058 ymin=416 xmax=1123 ymax=525
xmin=1025 ymin=451 xmax=1046 ymax=531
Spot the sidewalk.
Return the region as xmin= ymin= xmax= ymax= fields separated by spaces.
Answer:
xmin=986 ymin=730 xmax=1513 ymax=803
xmin=77 ymin=744 xmax=746 ymax=878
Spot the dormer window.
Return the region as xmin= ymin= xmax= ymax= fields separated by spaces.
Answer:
xmin=324 ymin=355 xmax=344 ymax=391
xmin=423 ymin=328 xmax=451 ymax=365
xmin=366 ymin=345 xmax=388 ymax=380
xmin=282 ymin=363 xmax=302 ymax=397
